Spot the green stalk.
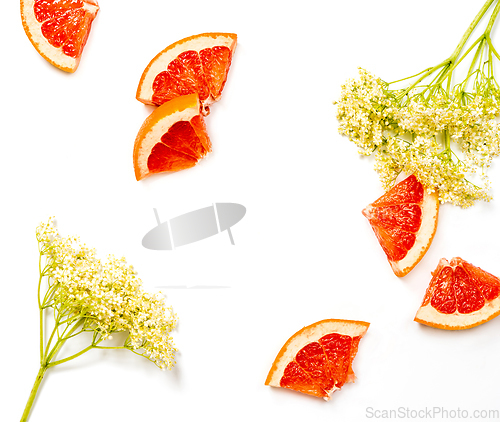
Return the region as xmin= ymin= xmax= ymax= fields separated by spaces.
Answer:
xmin=418 ymin=64 xmax=451 ymax=99
xmin=444 ymin=130 xmax=452 ymax=158
xmin=21 ymin=334 xmax=96 ymax=421
xmin=391 ymin=0 xmax=497 ymax=96
xmin=387 ymin=66 xmax=436 ymax=85
xmin=396 ymin=60 xmax=449 ymax=98
xmin=468 ymin=38 xmax=486 ymax=78
xmin=39 ymin=309 xmax=43 ymax=364
xmin=485 ymin=0 xmax=500 ymax=33
xmin=42 ymin=313 xmax=63 ymax=363
xmin=448 ymin=0 xmax=496 ymax=62
xmin=44 ymin=319 xmax=83 ymax=364
xmin=486 ymin=34 xmax=500 ymax=59
xmin=22 ymin=320 xmax=94 ymax=421
xmin=445 ymin=36 xmax=484 ymax=90
xmin=486 ymin=2 xmax=500 ymax=61
xmin=445 ymin=0 xmax=500 ymax=90
xmin=37 ymin=253 xmax=44 ymax=363
xmin=20 ymin=366 xmax=47 ymax=422
xmin=47 ymin=345 xmax=94 ymax=368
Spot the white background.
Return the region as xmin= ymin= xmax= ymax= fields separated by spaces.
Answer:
xmin=3 ymin=0 xmax=500 ymax=421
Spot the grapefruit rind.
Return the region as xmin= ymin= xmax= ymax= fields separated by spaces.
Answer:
xmin=136 ymin=32 xmax=237 ymax=107
xmin=133 ymin=94 xmax=202 ymax=180
xmin=265 ymin=319 xmax=369 ymax=400
xmin=414 ymin=296 xmax=500 ymax=330
xmin=390 ymin=189 xmax=439 ymax=277
xmin=414 ymin=258 xmax=500 ymax=330
xmin=20 ymin=0 xmax=99 ymax=73
xmin=362 ymin=177 xmax=439 ymax=277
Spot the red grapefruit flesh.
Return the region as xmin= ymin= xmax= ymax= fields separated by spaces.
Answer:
xmin=415 ymin=257 xmax=500 ymax=330
xmin=265 ymin=319 xmax=369 ymax=400
xmin=362 ymin=175 xmax=439 ymax=277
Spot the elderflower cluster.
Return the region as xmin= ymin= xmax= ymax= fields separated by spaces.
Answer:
xmin=394 ymin=95 xmax=500 ymax=168
xmin=336 ymin=68 xmax=500 ymax=207
xmin=336 ymin=68 xmax=394 ymax=155
xmin=36 ymin=218 xmax=177 ymax=370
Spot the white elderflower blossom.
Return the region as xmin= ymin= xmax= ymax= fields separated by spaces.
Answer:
xmin=36 ymin=218 xmax=177 ymax=370
xmin=23 ymin=218 xmax=178 ymax=421
xmin=336 ymin=1 xmax=500 ymax=207
xmin=337 ymin=68 xmax=500 ymax=207
xmin=336 ymin=68 xmax=394 ymax=155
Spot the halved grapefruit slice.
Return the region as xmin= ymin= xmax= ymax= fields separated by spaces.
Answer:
xmin=415 ymin=257 xmax=500 ymax=330
xmin=21 ymin=0 xmax=99 ymax=72
xmin=133 ymin=93 xmax=211 ymax=180
xmin=362 ymin=175 xmax=439 ymax=277
xmin=265 ymin=319 xmax=369 ymax=400
xmin=136 ymin=32 xmax=237 ymax=114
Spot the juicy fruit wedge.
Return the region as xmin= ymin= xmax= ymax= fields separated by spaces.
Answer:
xmin=136 ymin=33 xmax=237 ymax=115
xmin=133 ymin=94 xmax=211 ymax=180
xmin=21 ymin=0 xmax=99 ymax=72
xmin=362 ymin=175 xmax=439 ymax=277
xmin=415 ymin=257 xmax=500 ymax=330
xmin=265 ymin=319 xmax=369 ymax=400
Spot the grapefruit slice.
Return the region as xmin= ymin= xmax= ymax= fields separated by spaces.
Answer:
xmin=136 ymin=32 xmax=237 ymax=114
xmin=362 ymin=175 xmax=439 ymax=277
xmin=133 ymin=93 xmax=211 ymax=180
xmin=21 ymin=0 xmax=99 ymax=72
xmin=265 ymin=319 xmax=369 ymax=400
xmin=415 ymin=257 xmax=500 ymax=330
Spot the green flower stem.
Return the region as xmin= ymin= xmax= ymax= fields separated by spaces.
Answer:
xmin=448 ymin=0 xmax=496 ymax=62
xmin=39 ymin=308 xmax=43 ymax=364
xmin=486 ymin=34 xmax=500 ymax=59
xmin=37 ymin=254 xmax=44 ymax=362
xmin=22 ymin=322 xmax=99 ymax=420
xmin=445 ymin=0 xmax=500 ymax=88
xmin=422 ymin=64 xmax=451 ymax=98
xmin=37 ymin=257 xmax=43 ymax=309
xmin=396 ymin=60 xmax=450 ymax=98
xmin=22 ymin=337 xmax=100 ymax=421
xmin=468 ymin=38 xmax=486 ymax=77
xmin=47 ymin=344 xmax=94 ymax=368
xmin=388 ymin=66 xmax=436 ymax=85
xmin=21 ymin=365 xmax=47 ymax=422
xmin=486 ymin=0 xmax=500 ymax=33
xmin=485 ymin=2 xmax=500 ymax=63
xmin=42 ymin=316 xmax=63 ymax=362
xmin=41 ymin=283 xmax=58 ymax=307
xmin=44 ymin=319 xmax=83 ymax=364
xmin=444 ymin=130 xmax=452 ymax=158
xmin=445 ymin=37 xmax=483 ymax=84
xmin=93 ymin=345 xmax=127 ymax=350
xmin=391 ymin=0 xmax=498 ymax=96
